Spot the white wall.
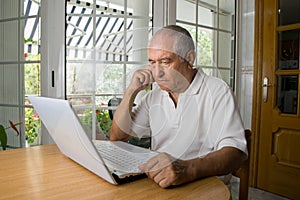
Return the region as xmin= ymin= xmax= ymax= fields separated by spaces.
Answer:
xmin=236 ymin=0 xmax=255 ymax=129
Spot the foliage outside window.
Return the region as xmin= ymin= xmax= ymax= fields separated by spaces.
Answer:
xmin=24 ymin=43 xmax=41 ymax=145
xmin=25 ymin=107 xmax=41 ymax=144
xmin=79 ymin=107 xmax=112 ymax=140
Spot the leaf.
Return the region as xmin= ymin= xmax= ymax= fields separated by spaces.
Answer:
xmin=0 ymin=125 xmax=8 ymax=150
xmin=9 ymin=120 xmax=21 ymax=136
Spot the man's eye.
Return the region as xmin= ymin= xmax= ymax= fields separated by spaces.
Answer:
xmin=149 ymin=62 xmax=155 ymax=67
xmin=161 ymin=62 xmax=170 ymax=67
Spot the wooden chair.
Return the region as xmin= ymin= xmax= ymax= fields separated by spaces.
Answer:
xmin=232 ymin=129 xmax=252 ymax=200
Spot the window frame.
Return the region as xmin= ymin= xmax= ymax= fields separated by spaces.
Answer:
xmin=173 ymin=0 xmax=237 ymax=89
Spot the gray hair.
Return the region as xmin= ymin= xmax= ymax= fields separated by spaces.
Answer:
xmin=152 ymin=25 xmax=195 ymax=60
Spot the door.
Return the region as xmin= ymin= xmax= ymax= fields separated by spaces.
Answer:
xmin=256 ymin=0 xmax=300 ymax=199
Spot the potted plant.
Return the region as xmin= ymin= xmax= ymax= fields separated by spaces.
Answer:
xmin=0 ymin=109 xmax=41 ymax=150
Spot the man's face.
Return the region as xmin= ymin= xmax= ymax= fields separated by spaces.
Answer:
xmin=148 ymin=47 xmax=189 ymax=93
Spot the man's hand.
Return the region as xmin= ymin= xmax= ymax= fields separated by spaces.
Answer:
xmin=139 ymin=153 xmax=192 ymax=188
xmin=110 ymin=66 xmax=155 ymax=141
xmin=138 ymin=147 xmax=246 ymax=188
xmin=128 ymin=66 xmax=154 ymax=92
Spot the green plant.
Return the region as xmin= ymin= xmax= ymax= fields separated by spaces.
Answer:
xmin=79 ymin=107 xmax=112 ymax=139
xmin=0 ymin=109 xmax=41 ymax=150
xmin=0 ymin=121 xmax=22 ymax=150
xmin=25 ymin=108 xmax=41 ymax=144
xmin=96 ymin=109 xmax=112 ymax=137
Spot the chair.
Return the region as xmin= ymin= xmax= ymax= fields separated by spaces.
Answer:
xmin=107 ymin=97 xmax=122 ymax=120
xmin=232 ymin=129 xmax=252 ymax=200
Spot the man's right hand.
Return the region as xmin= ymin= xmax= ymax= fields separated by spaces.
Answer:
xmin=128 ymin=66 xmax=154 ymax=92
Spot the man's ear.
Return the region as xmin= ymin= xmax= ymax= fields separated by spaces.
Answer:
xmin=185 ymin=50 xmax=196 ymax=66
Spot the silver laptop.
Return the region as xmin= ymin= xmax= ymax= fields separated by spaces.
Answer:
xmin=29 ymin=96 xmax=157 ymax=185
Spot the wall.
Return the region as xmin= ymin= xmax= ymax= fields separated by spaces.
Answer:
xmin=237 ymin=0 xmax=255 ymax=129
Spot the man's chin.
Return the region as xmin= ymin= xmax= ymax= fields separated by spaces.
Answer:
xmin=158 ymin=84 xmax=171 ymax=92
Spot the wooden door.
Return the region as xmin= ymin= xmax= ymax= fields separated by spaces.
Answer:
xmin=255 ymin=0 xmax=300 ymax=199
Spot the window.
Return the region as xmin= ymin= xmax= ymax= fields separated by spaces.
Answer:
xmin=66 ymin=0 xmax=153 ymax=140
xmin=0 ymin=0 xmax=41 ymax=149
xmin=176 ymin=0 xmax=236 ymax=87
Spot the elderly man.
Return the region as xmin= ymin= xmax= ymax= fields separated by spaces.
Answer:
xmin=110 ymin=25 xmax=247 ymax=188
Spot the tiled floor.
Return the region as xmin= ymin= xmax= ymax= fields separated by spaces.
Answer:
xmin=230 ymin=177 xmax=291 ymax=200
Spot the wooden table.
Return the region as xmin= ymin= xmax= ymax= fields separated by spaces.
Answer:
xmin=0 ymin=144 xmax=231 ymax=199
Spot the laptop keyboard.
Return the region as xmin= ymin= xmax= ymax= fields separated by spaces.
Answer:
xmin=94 ymin=141 xmax=156 ymax=172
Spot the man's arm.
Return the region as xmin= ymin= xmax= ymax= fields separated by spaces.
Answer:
xmin=110 ymin=67 xmax=154 ymax=141
xmin=109 ymin=88 xmax=138 ymax=141
xmin=139 ymin=146 xmax=246 ymax=188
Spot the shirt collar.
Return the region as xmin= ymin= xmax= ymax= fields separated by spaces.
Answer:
xmin=181 ymin=68 xmax=205 ymax=96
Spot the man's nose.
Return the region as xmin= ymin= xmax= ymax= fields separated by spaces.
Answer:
xmin=153 ymin=64 xmax=164 ymax=78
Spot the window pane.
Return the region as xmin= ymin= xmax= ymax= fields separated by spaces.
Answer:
xmin=197 ymin=27 xmax=214 ymax=67
xmin=278 ymin=30 xmax=299 ymax=70
xmin=127 ymin=19 xmax=152 ymax=63
xmin=201 ymin=67 xmax=231 ymax=85
xmin=24 ymin=63 xmax=40 ymax=96
xmin=0 ymin=21 xmax=19 ymax=62
xmin=96 ymin=17 xmax=129 ymax=62
xmin=23 ymin=18 xmax=41 ymax=59
xmin=177 ymin=0 xmax=196 ymax=23
xmin=219 ymin=0 xmax=235 ymax=31
xmin=218 ymin=31 xmax=233 ymax=68
xmin=276 ymin=75 xmax=298 ymax=114
xmin=23 ymin=0 xmax=40 ymax=17
xmin=278 ymin=0 xmax=300 ymax=26
xmin=96 ymin=63 xmax=124 ymax=95
xmin=24 ymin=107 xmax=41 ymax=145
xmin=66 ymin=61 xmax=97 ymax=95
xmin=0 ymin=0 xmax=19 ymax=20
xmin=0 ymin=64 xmax=20 ymax=104
xmin=198 ymin=0 xmax=217 ymax=29
xmin=218 ymin=69 xmax=232 ymax=86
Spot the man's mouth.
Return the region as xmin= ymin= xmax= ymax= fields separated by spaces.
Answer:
xmin=156 ymin=79 xmax=168 ymax=83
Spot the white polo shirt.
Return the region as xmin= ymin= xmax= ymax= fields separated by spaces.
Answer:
xmin=131 ymin=69 xmax=247 ymax=160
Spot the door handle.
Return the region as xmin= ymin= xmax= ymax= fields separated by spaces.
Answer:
xmin=263 ymin=77 xmax=272 ymax=102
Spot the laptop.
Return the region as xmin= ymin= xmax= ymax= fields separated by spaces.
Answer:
xmin=28 ymin=96 xmax=158 ymax=185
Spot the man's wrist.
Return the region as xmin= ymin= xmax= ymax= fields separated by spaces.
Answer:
xmin=186 ymin=157 xmax=204 ymax=182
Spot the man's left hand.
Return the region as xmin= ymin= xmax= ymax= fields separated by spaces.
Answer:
xmin=139 ymin=153 xmax=191 ymax=188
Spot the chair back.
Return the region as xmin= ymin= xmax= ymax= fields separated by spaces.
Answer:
xmin=232 ymin=129 xmax=252 ymax=200
xmin=108 ymin=97 xmax=122 ymax=120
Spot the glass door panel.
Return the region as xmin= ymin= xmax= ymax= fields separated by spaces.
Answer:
xmin=276 ymin=75 xmax=298 ymax=114
xmin=278 ymin=0 xmax=300 ymax=26
xmin=278 ymin=30 xmax=299 ymax=70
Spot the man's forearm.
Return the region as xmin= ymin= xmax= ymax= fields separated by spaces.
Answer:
xmin=109 ymin=88 xmax=138 ymax=141
xmin=186 ymin=147 xmax=245 ymax=182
